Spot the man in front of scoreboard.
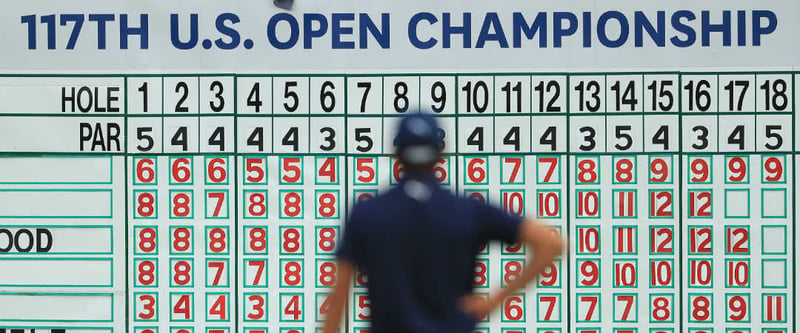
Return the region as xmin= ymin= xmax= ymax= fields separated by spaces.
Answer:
xmin=323 ymin=112 xmax=564 ymax=333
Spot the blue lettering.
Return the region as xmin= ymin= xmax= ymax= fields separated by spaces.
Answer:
xmin=170 ymin=13 xmax=198 ymax=50
xmin=553 ymin=12 xmax=577 ymax=47
xmin=303 ymin=13 xmax=328 ymax=49
xmin=512 ymin=12 xmax=547 ymax=47
xmin=737 ymin=11 xmax=747 ymax=46
xmin=408 ymin=12 xmax=437 ymax=49
xmin=476 ymin=13 xmax=508 ymax=48
xmin=331 ymin=13 xmax=355 ymax=49
xmin=670 ymin=10 xmax=696 ymax=47
xmin=597 ymin=11 xmax=629 ymax=48
xmin=214 ymin=13 xmax=240 ymax=50
xmin=442 ymin=12 xmax=471 ymax=48
xmin=360 ymin=13 xmax=389 ymax=48
xmin=701 ymin=10 xmax=731 ymax=46
xmin=88 ymin=14 xmax=114 ymax=49
xmin=120 ymin=14 xmax=148 ymax=49
xmin=583 ymin=12 xmax=592 ymax=47
xmin=634 ymin=11 xmax=665 ymax=47
xmin=752 ymin=10 xmax=777 ymax=46
xmin=267 ymin=13 xmax=299 ymax=49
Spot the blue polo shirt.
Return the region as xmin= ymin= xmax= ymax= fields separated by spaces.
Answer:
xmin=336 ymin=175 xmax=523 ymax=333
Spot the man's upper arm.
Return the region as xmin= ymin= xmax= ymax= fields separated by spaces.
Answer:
xmin=478 ymin=201 xmax=523 ymax=244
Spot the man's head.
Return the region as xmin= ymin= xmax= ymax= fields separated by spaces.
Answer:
xmin=393 ymin=112 xmax=444 ymax=171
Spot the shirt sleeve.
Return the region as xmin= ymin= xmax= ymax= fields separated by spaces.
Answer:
xmin=478 ymin=201 xmax=524 ymax=244
xmin=335 ymin=204 xmax=364 ymax=266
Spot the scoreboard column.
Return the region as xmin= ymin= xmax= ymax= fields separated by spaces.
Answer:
xmin=235 ymin=76 xmax=272 ymax=333
xmin=127 ymin=76 xmax=237 ymax=333
xmin=0 ymin=76 xmax=126 ymax=333
xmin=530 ymin=74 xmax=569 ymax=333
xmin=569 ymin=73 xmax=607 ymax=333
xmin=642 ymin=73 xmax=681 ymax=333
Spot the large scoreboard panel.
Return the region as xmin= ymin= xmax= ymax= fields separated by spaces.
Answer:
xmin=0 ymin=2 xmax=799 ymax=333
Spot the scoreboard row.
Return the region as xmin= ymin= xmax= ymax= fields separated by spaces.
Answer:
xmin=48 ymin=74 xmax=798 ymax=115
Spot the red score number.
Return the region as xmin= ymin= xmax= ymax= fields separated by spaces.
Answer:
xmin=355 ymin=157 xmax=377 ymax=184
xmin=613 ymin=157 xmax=636 ymax=183
xmin=317 ymin=260 xmax=337 ymax=287
xmin=316 ymin=227 xmax=337 ymax=254
xmin=170 ymin=157 xmax=192 ymax=184
xmin=281 ymin=157 xmax=303 ymax=184
xmin=577 ymin=259 xmax=600 ymax=287
xmin=762 ymin=156 xmax=784 ymax=182
xmin=537 ymin=156 xmax=558 ymax=183
xmin=206 ymin=157 xmax=228 ymax=183
xmin=136 ymin=293 xmax=157 ymax=320
xmin=649 ymin=227 xmax=673 ymax=254
xmin=725 ymin=156 xmax=748 ymax=183
xmin=135 ymin=191 xmax=157 ymax=218
xmin=244 ymin=190 xmax=267 ymax=218
xmin=466 ymin=157 xmax=487 ymax=184
xmin=503 ymin=294 xmax=525 ymax=321
xmin=649 ymin=157 xmax=672 ymax=183
xmin=171 ymin=227 xmax=192 ymax=254
xmin=316 ymin=157 xmax=338 ymax=184
xmin=135 ymin=157 xmax=157 ymax=184
xmin=502 ymin=157 xmax=523 ymax=183
xmin=206 ymin=227 xmax=228 ymax=254
xmin=244 ymin=157 xmax=267 ymax=184
xmin=136 ymin=227 xmax=157 ymax=254
xmin=688 ymin=156 xmax=711 ymax=183
xmin=576 ymin=157 xmax=599 ymax=184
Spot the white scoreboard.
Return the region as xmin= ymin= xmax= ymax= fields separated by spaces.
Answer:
xmin=0 ymin=1 xmax=799 ymax=333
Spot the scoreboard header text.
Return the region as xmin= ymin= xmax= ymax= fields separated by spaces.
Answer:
xmin=19 ymin=10 xmax=779 ymax=51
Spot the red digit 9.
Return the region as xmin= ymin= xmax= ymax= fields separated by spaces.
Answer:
xmin=649 ymin=157 xmax=669 ymax=182
xmin=689 ymin=157 xmax=709 ymax=182
xmin=763 ymin=156 xmax=783 ymax=182
xmin=726 ymin=157 xmax=747 ymax=182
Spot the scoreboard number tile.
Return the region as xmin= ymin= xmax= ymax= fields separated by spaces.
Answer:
xmin=310 ymin=117 xmax=345 ymax=154
xmin=382 ymin=76 xmax=419 ymax=115
xmin=199 ymin=117 xmax=235 ymax=153
xmin=681 ymin=115 xmax=717 ymax=152
xmin=569 ymin=75 xmax=605 ymax=113
xmin=347 ymin=76 xmax=382 ymax=115
xmin=237 ymin=117 xmax=273 ymax=153
xmin=606 ymin=74 xmax=643 ymax=113
xmin=163 ymin=77 xmax=199 ymax=115
xmin=537 ymin=293 xmax=561 ymax=322
xmin=273 ymin=77 xmax=310 ymax=115
xmin=348 ymin=117 xmax=381 ymax=154
xmin=243 ymin=258 xmax=268 ymax=287
xmin=420 ymin=76 xmax=455 ymax=115
xmin=643 ymin=74 xmax=680 ymax=113
xmin=494 ymin=116 xmax=530 ymax=152
xmin=273 ymin=117 xmax=310 ymax=153
xmin=205 ymin=258 xmax=230 ymax=288
xmin=457 ymin=75 xmax=494 ymax=114
xmin=569 ymin=116 xmax=606 ymax=153
xmin=310 ymin=76 xmax=345 ymax=115
xmin=236 ymin=77 xmax=272 ymax=114
xmin=612 ymin=293 xmax=638 ymax=322
xmin=205 ymin=292 xmax=231 ymax=321
xmin=531 ymin=116 xmax=567 ymax=153
xmin=243 ymin=292 xmax=268 ymax=322
xmin=163 ymin=117 xmax=200 ymax=153
xmin=134 ymin=292 xmax=159 ymax=322
xmin=129 ymin=118 xmax=163 ymax=154
xmin=198 ymin=76 xmax=234 ymax=114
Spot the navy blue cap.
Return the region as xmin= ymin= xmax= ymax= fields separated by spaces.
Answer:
xmin=393 ymin=112 xmax=444 ymax=165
